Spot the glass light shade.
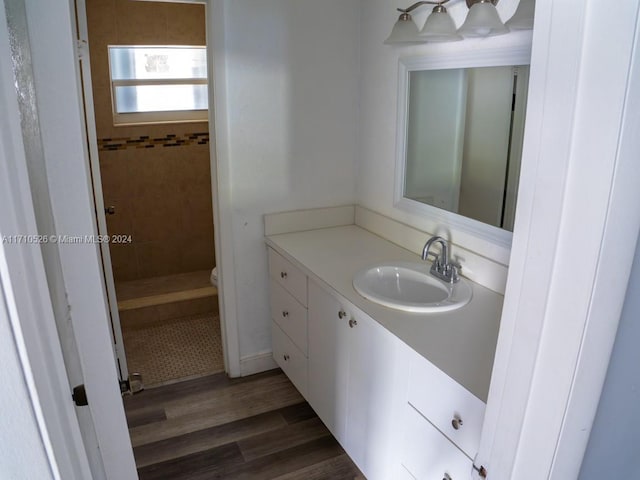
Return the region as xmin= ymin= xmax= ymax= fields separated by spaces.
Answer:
xmin=506 ymin=0 xmax=535 ymax=30
xmin=419 ymin=6 xmax=463 ymax=42
xmin=384 ymin=14 xmax=421 ymax=44
xmin=458 ymin=2 xmax=509 ymax=38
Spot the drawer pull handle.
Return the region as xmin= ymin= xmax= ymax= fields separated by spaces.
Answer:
xmin=280 ymin=271 xmax=287 ymax=279
xmin=349 ymin=319 xmax=358 ymax=328
xmin=282 ymin=311 xmax=289 ymax=318
xmin=283 ymin=354 xmax=290 ymax=362
xmin=451 ymin=415 xmax=463 ymax=430
xmin=338 ymin=310 xmax=347 ymax=319
xmin=443 ymin=474 xmax=452 ymax=480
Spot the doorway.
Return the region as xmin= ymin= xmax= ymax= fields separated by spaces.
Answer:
xmin=82 ymin=0 xmax=223 ymax=389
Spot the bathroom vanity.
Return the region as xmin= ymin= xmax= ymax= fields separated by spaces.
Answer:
xmin=266 ymin=225 xmax=503 ymax=480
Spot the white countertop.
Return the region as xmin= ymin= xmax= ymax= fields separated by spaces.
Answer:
xmin=266 ymin=225 xmax=503 ymax=402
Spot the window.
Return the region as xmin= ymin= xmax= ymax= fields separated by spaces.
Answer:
xmin=108 ymin=46 xmax=208 ymax=125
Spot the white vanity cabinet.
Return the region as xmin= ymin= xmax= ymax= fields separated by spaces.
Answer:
xmin=266 ymin=241 xmax=492 ymax=480
xmin=307 ymin=280 xmax=404 ymax=480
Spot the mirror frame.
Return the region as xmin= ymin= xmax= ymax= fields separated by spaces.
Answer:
xmin=394 ymin=46 xmax=532 ymax=251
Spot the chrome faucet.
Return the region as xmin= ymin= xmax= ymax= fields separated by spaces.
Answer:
xmin=421 ymin=236 xmax=460 ymax=284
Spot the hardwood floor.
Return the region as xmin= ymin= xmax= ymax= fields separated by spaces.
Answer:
xmin=124 ymin=369 xmax=365 ymax=479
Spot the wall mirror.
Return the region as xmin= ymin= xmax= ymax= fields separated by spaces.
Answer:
xmin=395 ymin=48 xmax=531 ymax=248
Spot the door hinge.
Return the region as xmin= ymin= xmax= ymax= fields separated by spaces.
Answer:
xmin=120 ymin=373 xmax=144 ymax=396
xmin=119 ymin=378 xmax=130 ymax=394
xmin=72 ymin=384 xmax=88 ymax=406
xmin=473 ymin=463 xmax=488 ymax=478
xmin=76 ymin=39 xmax=88 ymax=60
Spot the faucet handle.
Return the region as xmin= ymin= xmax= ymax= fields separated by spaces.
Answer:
xmin=449 ymin=260 xmax=461 ymax=270
xmin=445 ymin=262 xmax=461 ymax=283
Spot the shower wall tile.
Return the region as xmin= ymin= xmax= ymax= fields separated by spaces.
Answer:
xmin=85 ymin=0 xmax=116 ymax=41
xmin=114 ymin=0 xmax=168 ymax=45
xmin=181 ymin=236 xmax=216 ymax=273
xmin=109 ymin=243 xmax=139 ymax=282
xmin=131 ymin=191 xmax=179 ymax=243
xmin=166 ymin=3 xmax=207 ymax=45
xmin=104 ymin=199 xmax=134 ymax=238
xmin=87 ymin=0 xmax=213 ymax=282
xmin=98 ymin=149 xmax=133 ymax=200
xmin=136 ymin=240 xmax=185 ymax=279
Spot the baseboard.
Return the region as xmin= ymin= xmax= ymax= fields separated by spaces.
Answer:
xmin=239 ymin=350 xmax=278 ymax=377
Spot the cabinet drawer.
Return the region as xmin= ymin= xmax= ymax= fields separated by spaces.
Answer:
xmin=272 ymin=321 xmax=308 ymax=398
xmin=270 ymin=281 xmax=307 ymax=355
xmin=407 ymin=349 xmax=485 ymax=459
xmin=268 ymin=248 xmax=307 ymax=306
xmin=395 ymin=464 xmax=418 ymax=480
xmin=401 ymin=404 xmax=473 ymax=480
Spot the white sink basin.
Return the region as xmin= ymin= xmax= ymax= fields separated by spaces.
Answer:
xmin=352 ymin=261 xmax=472 ymax=313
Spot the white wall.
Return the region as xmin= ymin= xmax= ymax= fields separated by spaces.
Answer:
xmin=579 ymin=235 xmax=640 ymax=479
xmin=357 ymin=0 xmax=527 ymax=264
xmin=217 ymin=0 xmax=360 ymax=361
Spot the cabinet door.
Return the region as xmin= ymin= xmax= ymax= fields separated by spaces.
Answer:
xmin=345 ymin=310 xmax=404 ymax=480
xmin=307 ymin=280 xmax=349 ymax=443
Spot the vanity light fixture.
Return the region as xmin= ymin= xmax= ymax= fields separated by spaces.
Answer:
xmin=385 ymin=0 xmax=534 ymax=45
xmin=420 ymin=4 xmax=463 ymax=42
xmin=457 ymin=0 xmax=508 ymax=37
xmin=384 ymin=10 xmax=424 ymax=44
xmin=505 ymin=0 xmax=535 ymax=30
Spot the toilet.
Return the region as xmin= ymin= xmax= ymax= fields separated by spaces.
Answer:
xmin=210 ymin=267 xmax=218 ymax=287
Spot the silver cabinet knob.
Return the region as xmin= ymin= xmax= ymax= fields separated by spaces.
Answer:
xmin=349 ymin=319 xmax=358 ymax=328
xmin=282 ymin=311 xmax=289 ymax=318
xmin=283 ymin=354 xmax=290 ymax=361
xmin=451 ymin=415 xmax=463 ymax=430
xmin=443 ymin=474 xmax=452 ymax=480
xmin=338 ymin=310 xmax=347 ymax=319
xmin=280 ymin=271 xmax=287 ymax=279
xmin=105 ymin=205 xmax=116 ymax=215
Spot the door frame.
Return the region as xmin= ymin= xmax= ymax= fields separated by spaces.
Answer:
xmin=8 ymin=0 xmax=139 ymax=478
xmin=475 ymin=1 xmax=640 ymax=478
xmin=0 ymin=6 xmax=93 ymax=479
xmin=207 ymin=0 xmax=242 ymax=377
xmin=76 ymin=0 xmax=243 ymax=379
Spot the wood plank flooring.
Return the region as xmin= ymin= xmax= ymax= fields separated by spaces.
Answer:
xmin=124 ymin=369 xmax=365 ymax=480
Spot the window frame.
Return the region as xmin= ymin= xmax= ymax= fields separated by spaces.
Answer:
xmin=107 ymin=45 xmax=209 ymax=126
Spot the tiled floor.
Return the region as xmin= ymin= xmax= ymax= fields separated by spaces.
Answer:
xmin=117 ymin=270 xmax=222 ymax=387
xmin=124 ymin=370 xmax=365 ymax=480
xmin=122 ymin=312 xmax=224 ymax=387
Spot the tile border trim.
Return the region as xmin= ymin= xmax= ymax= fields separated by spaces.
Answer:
xmin=98 ymin=132 xmax=209 ymax=151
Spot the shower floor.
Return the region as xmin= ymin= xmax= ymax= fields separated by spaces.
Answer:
xmin=117 ymin=270 xmax=223 ymax=387
xmin=122 ymin=312 xmax=224 ymax=387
